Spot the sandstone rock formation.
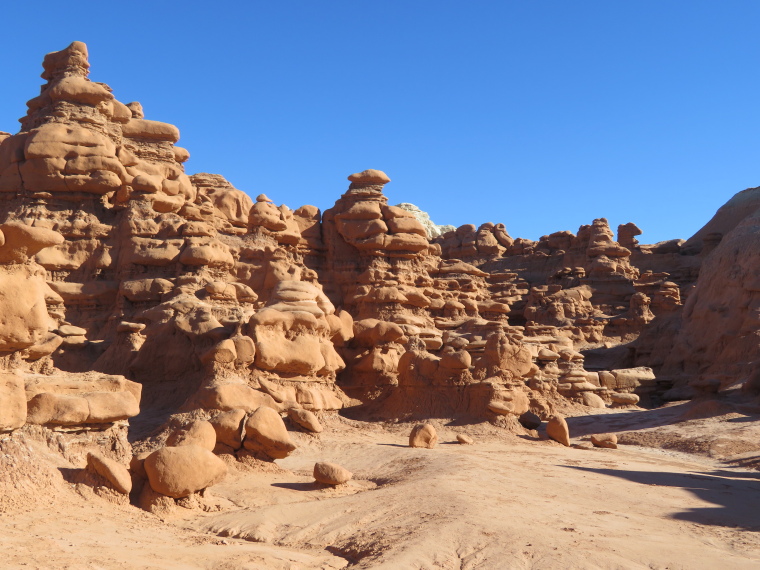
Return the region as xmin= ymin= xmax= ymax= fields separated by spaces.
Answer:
xmin=2 ymin=43 xmax=760 ymax=530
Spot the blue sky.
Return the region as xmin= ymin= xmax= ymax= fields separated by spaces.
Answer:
xmin=1 ymin=1 xmax=759 ymax=243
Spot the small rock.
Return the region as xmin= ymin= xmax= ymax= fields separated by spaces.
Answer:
xmin=518 ymin=411 xmax=541 ymax=430
xmin=590 ymin=433 xmax=618 ymax=449
xmin=313 ymin=461 xmax=353 ymax=485
xmin=456 ymin=434 xmax=474 ymax=445
xmin=409 ymin=423 xmax=438 ymax=449
xmin=547 ymin=415 xmax=570 ymax=447
xmin=288 ymin=408 xmax=323 ymax=433
xmin=86 ymin=452 xmax=132 ymax=494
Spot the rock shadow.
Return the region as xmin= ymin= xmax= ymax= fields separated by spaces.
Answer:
xmin=562 ymin=465 xmax=760 ymax=530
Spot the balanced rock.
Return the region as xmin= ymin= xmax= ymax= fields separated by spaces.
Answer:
xmin=590 ymin=433 xmax=618 ymax=449
xmin=409 ymin=424 xmax=438 ymax=449
xmin=144 ymin=445 xmax=227 ymax=499
xmin=547 ymin=415 xmax=571 ymax=447
xmin=313 ymin=461 xmax=353 ymax=485
xmin=86 ymin=452 xmax=132 ymax=494
xmin=288 ymin=408 xmax=323 ymax=433
xmin=165 ymin=419 xmax=217 ymax=451
xmin=243 ymin=406 xmax=296 ymax=459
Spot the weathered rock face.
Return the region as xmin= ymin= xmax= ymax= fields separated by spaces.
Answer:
xmin=0 ymin=41 xmax=757 ymax=445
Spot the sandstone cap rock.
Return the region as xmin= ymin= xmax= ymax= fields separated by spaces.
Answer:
xmin=347 ymin=169 xmax=390 ymax=185
xmin=313 ymin=461 xmax=353 ymax=485
xmin=144 ymin=445 xmax=227 ymax=499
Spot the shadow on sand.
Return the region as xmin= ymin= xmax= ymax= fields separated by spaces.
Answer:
xmin=562 ymin=464 xmax=760 ymax=530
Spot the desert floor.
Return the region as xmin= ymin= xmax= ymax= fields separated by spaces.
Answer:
xmin=2 ymin=404 xmax=760 ymax=569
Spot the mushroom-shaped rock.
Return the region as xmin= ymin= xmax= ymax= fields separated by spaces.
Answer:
xmin=144 ymin=445 xmax=227 ymax=499
xmin=313 ymin=461 xmax=353 ymax=485
xmin=86 ymin=452 xmax=132 ymax=494
xmin=288 ymin=408 xmax=323 ymax=433
xmin=409 ymin=423 xmax=438 ymax=449
xmin=243 ymin=406 xmax=296 ymax=459
xmin=209 ymin=409 xmax=246 ymax=450
xmin=547 ymin=415 xmax=570 ymax=447
xmin=457 ymin=434 xmax=474 ymax=445
xmin=590 ymin=433 xmax=618 ymax=449
xmin=347 ymin=169 xmax=390 ymax=185
xmin=165 ymin=419 xmax=217 ymax=451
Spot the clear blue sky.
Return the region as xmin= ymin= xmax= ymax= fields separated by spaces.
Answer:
xmin=1 ymin=1 xmax=759 ymax=243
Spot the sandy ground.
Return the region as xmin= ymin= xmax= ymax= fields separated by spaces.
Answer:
xmin=2 ymin=405 xmax=760 ymax=569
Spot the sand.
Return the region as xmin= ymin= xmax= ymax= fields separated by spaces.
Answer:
xmin=2 ymin=406 xmax=760 ymax=569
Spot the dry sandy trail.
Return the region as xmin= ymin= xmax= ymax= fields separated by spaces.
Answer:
xmin=2 ymin=413 xmax=759 ymax=569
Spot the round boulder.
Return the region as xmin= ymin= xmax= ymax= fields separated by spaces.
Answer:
xmin=409 ymin=423 xmax=438 ymax=449
xmin=144 ymin=445 xmax=228 ymax=499
xmin=313 ymin=461 xmax=353 ymax=485
xmin=243 ymin=406 xmax=296 ymax=459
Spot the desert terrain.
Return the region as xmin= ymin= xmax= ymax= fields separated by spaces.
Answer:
xmin=1 ymin=41 xmax=760 ymax=569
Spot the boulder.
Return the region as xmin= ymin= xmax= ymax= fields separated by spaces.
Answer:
xmin=144 ymin=445 xmax=227 ymax=499
xmin=208 ymin=409 xmax=246 ymax=449
xmin=313 ymin=461 xmax=353 ymax=485
xmin=518 ymin=411 xmax=542 ymax=430
xmin=610 ymin=392 xmax=640 ymax=405
xmin=86 ymin=452 xmax=132 ymax=494
xmin=287 ymin=408 xmax=323 ymax=433
xmin=581 ymin=392 xmax=606 ymax=409
xmin=456 ymin=434 xmax=474 ymax=445
xmin=409 ymin=423 xmax=438 ymax=449
xmin=547 ymin=415 xmax=570 ymax=447
xmin=165 ymin=419 xmax=217 ymax=451
xmin=243 ymin=406 xmax=296 ymax=459
xmin=590 ymin=433 xmax=618 ymax=449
